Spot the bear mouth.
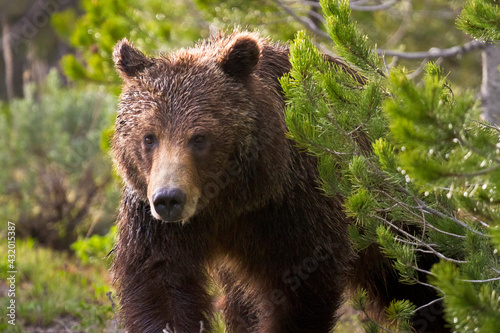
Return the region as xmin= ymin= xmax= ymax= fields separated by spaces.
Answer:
xmin=150 ymin=209 xmax=195 ymax=224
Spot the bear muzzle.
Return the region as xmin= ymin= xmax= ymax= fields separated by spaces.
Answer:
xmin=151 ymin=187 xmax=187 ymax=222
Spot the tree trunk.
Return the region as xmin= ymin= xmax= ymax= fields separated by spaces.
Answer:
xmin=480 ymin=44 xmax=500 ymax=126
xmin=2 ymin=16 xmax=14 ymax=101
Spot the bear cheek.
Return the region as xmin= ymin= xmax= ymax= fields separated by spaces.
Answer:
xmin=111 ymin=135 xmax=149 ymax=199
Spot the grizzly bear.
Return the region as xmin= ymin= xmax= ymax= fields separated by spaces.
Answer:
xmin=111 ymin=31 xmax=445 ymax=333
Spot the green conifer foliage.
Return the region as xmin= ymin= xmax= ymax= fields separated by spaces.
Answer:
xmin=457 ymin=0 xmax=500 ymax=41
xmin=51 ymin=0 xmax=203 ymax=89
xmin=282 ymin=1 xmax=500 ymax=331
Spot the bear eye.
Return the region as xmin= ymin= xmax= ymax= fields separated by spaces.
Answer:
xmin=144 ymin=134 xmax=156 ymax=147
xmin=189 ymin=134 xmax=208 ymax=150
xmin=192 ymin=135 xmax=205 ymax=145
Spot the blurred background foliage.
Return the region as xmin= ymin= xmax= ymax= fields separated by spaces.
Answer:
xmin=0 ymin=0 xmax=496 ymax=331
xmin=0 ymin=71 xmax=119 ymax=250
xmin=52 ymin=0 xmax=207 ymax=90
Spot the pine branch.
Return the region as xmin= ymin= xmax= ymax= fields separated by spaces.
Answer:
xmin=453 ymin=133 xmax=500 ymax=165
xmin=360 ymin=309 xmax=397 ymax=333
xmin=299 ymin=0 xmax=399 ymax=12
xmin=407 ymin=58 xmax=441 ymax=80
xmin=324 ymin=0 xmax=386 ymax=78
xmin=394 ymin=183 xmax=489 ymax=237
xmin=394 ymin=237 xmax=438 ymax=249
xmin=272 ymin=0 xmax=331 ymax=39
xmin=373 ymin=188 xmax=467 ymax=239
xmin=457 ymin=0 xmax=500 ymax=41
xmin=307 ymin=9 xmax=326 ymax=23
xmin=276 ymin=1 xmax=486 ymax=71
xmin=462 ymin=276 xmax=500 ymax=283
xmin=474 ymin=120 xmax=500 ymax=133
xmin=371 ymin=214 xmax=468 ymax=264
xmin=468 ymin=215 xmax=491 ymax=228
xmin=305 ymin=137 xmax=358 ymax=157
xmin=377 ymin=40 xmax=487 ymax=59
xmin=414 ymin=279 xmax=445 ymax=294
xmin=413 ymin=297 xmax=445 ymax=313
xmin=351 ymin=0 xmax=398 ymax=12
xmin=444 ymin=164 xmax=500 ymax=178
xmin=408 ymin=263 xmax=435 ymax=277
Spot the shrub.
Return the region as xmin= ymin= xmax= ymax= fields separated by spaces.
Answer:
xmin=0 ymin=71 xmax=120 ymax=249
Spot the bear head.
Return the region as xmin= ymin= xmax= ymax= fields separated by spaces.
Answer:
xmin=112 ymin=32 xmax=272 ymax=223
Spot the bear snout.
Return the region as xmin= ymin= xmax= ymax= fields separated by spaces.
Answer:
xmin=151 ymin=187 xmax=187 ymax=222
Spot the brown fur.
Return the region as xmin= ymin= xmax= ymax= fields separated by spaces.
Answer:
xmin=111 ymin=31 xmax=444 ymax=333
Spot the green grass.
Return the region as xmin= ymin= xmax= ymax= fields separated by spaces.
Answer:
xmin=0 ymin=238 xmax=114 ymax=332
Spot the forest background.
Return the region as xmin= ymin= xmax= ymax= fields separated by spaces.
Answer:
xmin=0 ymin=0 xmax=499 ymax=332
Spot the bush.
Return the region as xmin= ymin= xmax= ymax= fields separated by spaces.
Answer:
xmin=0 ymin=71 xmax=120 ymax=249
xmin=72 ymin=226 xmax=116 ymax=265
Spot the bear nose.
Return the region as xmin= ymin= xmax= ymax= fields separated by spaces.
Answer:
xmin=152 ymin=188 xmax=186 ymax=221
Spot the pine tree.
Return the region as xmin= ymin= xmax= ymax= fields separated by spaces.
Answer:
xmin=281 ymin=1 xmax=500 ymax=332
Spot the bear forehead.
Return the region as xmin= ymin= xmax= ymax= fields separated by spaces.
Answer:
xmin=119 ymin=66 xmax=243 ymax=120
xmin=116 ymin=92 xmax=220 ymax=138
xmin=130 ymin=56 xmax=228 ymax=97
xmin=138 ymin=31 xmax=263 ymax=86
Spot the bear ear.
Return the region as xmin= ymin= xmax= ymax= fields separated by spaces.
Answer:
xmin=113 ymin=39 xmax=153 ymax=79
xmin=220 ymin=34 xmax=261 ymax=79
